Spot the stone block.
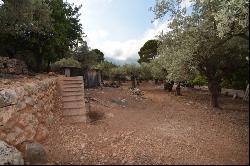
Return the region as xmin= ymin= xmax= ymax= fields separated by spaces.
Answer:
xmin=0 ymin=140 xmax=24 ymax=165
xmin=0 ymin=89 xmax=18 ymax=108
xmin=25 ymin=142 xmax=47 ymax=164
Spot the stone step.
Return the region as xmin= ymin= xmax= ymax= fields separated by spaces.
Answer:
xmin=63 ymin=89 xmax=84 ymax=92
xmin=64 ymin=116 xmax=87 ymax=123
xmin=62 ymin=108 xmax=86 ymax=116
xmin=63 ymin=102 xmax=85 ymax=109
xmin=62 ymin=93 xmax=83 ymax=97
xmin=63 ymin=81 xmax=83 ymax=86
xmin=62 ymin=96 xmax=84 ymax=102
xmin=62 ymin=85 xmax=84 ymax=88
xmin=63 ymin=79 xmax=83 ymax=83
xmin=62 ymin=77 xmax=83 ymax=81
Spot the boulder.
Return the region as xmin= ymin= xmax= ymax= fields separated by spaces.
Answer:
xmin=0 ymin=140 xmax=24 ymax=165
xmin=25 ymin=142 xmax=47 ymax=164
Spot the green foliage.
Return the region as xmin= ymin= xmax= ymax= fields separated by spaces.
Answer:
xmin=0 ymin=0 xmax=84 ymax=72
xmin=123 ymin=64 xmax=141 ymax=78
xmin=109 ymin=67 xmax=126 ymax=81
xmin=190 ymin=75 xmax=208 ymax=87
xmin=150 ymin=58 xmax=168 ymax=80
xmin=139 ymin=62 xmax=152 ymax=80
xmin=152 ymin=0 xmax=249 ymax=107
xmin=94 ymin=60 xmax=117 ymax=80
xmin=214 ymin=0 xmax=249 ymax=38
xmin=73 ymin=42 xmax=106 ymax=70
xmin=138 ymin=40 xmax=159 ymax=63
xmin=92 ymin=49 xmax=104 ymax=63
xmin=53 ymin=57 xmax=81 ymax=68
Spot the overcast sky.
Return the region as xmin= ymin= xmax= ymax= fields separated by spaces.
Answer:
xmin=66 ymin=0 xmax=191 ymax=64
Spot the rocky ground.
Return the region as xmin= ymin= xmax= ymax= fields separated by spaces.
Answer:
xmin=43 ymin=81 xmax=249 ymax=165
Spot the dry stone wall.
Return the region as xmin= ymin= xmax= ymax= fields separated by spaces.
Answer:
xmin=0 ymin=77 xmax=57 ymax=146
xmin=0 ymin=57 xmax=28 ymax=75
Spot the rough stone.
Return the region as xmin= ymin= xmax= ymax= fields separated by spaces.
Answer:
xmin=25 ymin=96 xmax=35 ymax=106
xmin=0 ymin=140 xmax=24 ymax=165
xmin=25 ymin=142 xmax=47 ymax=164
xmin=35 ymin=125 xmax=49 ymax=142
xmin=18 ymin=113 xmax=39 ymax=128
xmin=0 ymin=89 xmax=18 ymax=108
xmin=0 ymin=77 xmax=56 ymax=146
xmin=23 ymin=125 xmax=37 ymax=141
xmin=5 ymin=126 xmax=24 ymax=144
xmin=15 ymin=101 xmax=26 ymax=111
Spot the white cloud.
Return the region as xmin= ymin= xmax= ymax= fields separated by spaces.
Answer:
xmin=66 ymin=0 xmax=173 ymax=64
xmin=86 ymin=20 xmax=171 ymax=63
xmin=86 ymin=30 xmax=109 ymax=49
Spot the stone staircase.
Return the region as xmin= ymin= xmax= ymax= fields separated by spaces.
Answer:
xmin=60 ymin=76 xmax=88 ymax=123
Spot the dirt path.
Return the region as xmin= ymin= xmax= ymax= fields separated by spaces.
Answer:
xmin=44 ymin=82 xmax=249 ymax=165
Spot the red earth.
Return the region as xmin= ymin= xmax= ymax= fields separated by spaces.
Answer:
xmin=44 ymin=81 xmax=249 ymax=165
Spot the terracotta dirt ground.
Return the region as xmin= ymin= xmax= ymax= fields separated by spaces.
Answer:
xmin=44 ymin=81 xmax=249 ymax=165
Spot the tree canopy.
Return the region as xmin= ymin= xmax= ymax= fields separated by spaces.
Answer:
xmin=138 ymin=39 xmax=159 ymax=64
xmin=152 ymin=0 xmax=249 ymax=107
xmin=0 ymin=0 xmax=84 ymax=72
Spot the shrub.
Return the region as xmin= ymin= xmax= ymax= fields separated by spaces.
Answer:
xmin=190 ymin=75 xmax=208 ymax=86
xmin=51 ymin=57 xmax=81 ymax=72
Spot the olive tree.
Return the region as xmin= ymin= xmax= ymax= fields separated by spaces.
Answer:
xmin=123 ymin=64 xmax=141 ymax=89
xmin=150 ymin=58 xmax=168 ymax=85
xmin=152 ymin=0 xmax=249 ymax=107
xmin=139 ymin=62 xmax=152 ymax=81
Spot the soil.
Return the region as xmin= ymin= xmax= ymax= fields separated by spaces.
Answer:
xmin=44 ymin=81 xmax=249 ymax=165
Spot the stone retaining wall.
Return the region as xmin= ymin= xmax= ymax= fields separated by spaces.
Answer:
xmin=0 ymin=77 xmax=57 ymax=146
xmin=0 ymin=57 xmax=28 ymax=75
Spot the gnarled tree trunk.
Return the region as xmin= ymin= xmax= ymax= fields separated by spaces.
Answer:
xmin=175 ymin=82 xmax=181 ymax=96
xmin=131 ymin=75 xmax=136 ymax=89
xmin=208 ymin=79 xmax=220 ymax=108
xmin=155 ymin=79 xmax=158 ymax=85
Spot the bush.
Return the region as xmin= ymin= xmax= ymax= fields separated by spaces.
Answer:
xmin=190 ymin=75 xmax=208 ymax=86
xmin=51 ymin=57 xmax=81 ymax=72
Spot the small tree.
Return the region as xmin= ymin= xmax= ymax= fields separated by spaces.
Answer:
xmin=150 ymin=58 xmax=168 ymax=85
xmin=51 ymin=57 xmax=81 ymax=72
xmin=110 ymin=66 xmax=126 ymax=84
xmin=139 ymin=62 xmax=152 ymax=81
xmin=123 ymin=64 xmax=141 ymax=89
xmin=94 ymin=60 xmax=117 ymax=81
xmin=138 ymin=40 xmax=159 ymax=63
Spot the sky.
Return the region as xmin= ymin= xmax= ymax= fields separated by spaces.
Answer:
xmin=66 ymin=0 xmax=192 ymax=64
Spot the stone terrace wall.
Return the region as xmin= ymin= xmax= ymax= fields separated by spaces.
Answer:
xmin=0 ymin=77 xmax=57 ymax=146
xmin=0 ymin=57 xmax=28 ymax=75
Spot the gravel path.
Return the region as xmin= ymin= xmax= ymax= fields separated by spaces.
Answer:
xmin=43 ymin=82 xmax=249 ymax=165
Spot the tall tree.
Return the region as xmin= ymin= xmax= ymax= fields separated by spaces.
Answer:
xmin=138 ymin=39 xmax=159 ymax=63
xmin=92 ymin=49 xmax=105 ymax=63
xmin=0 ymin=0 xmax=84 ymax=72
